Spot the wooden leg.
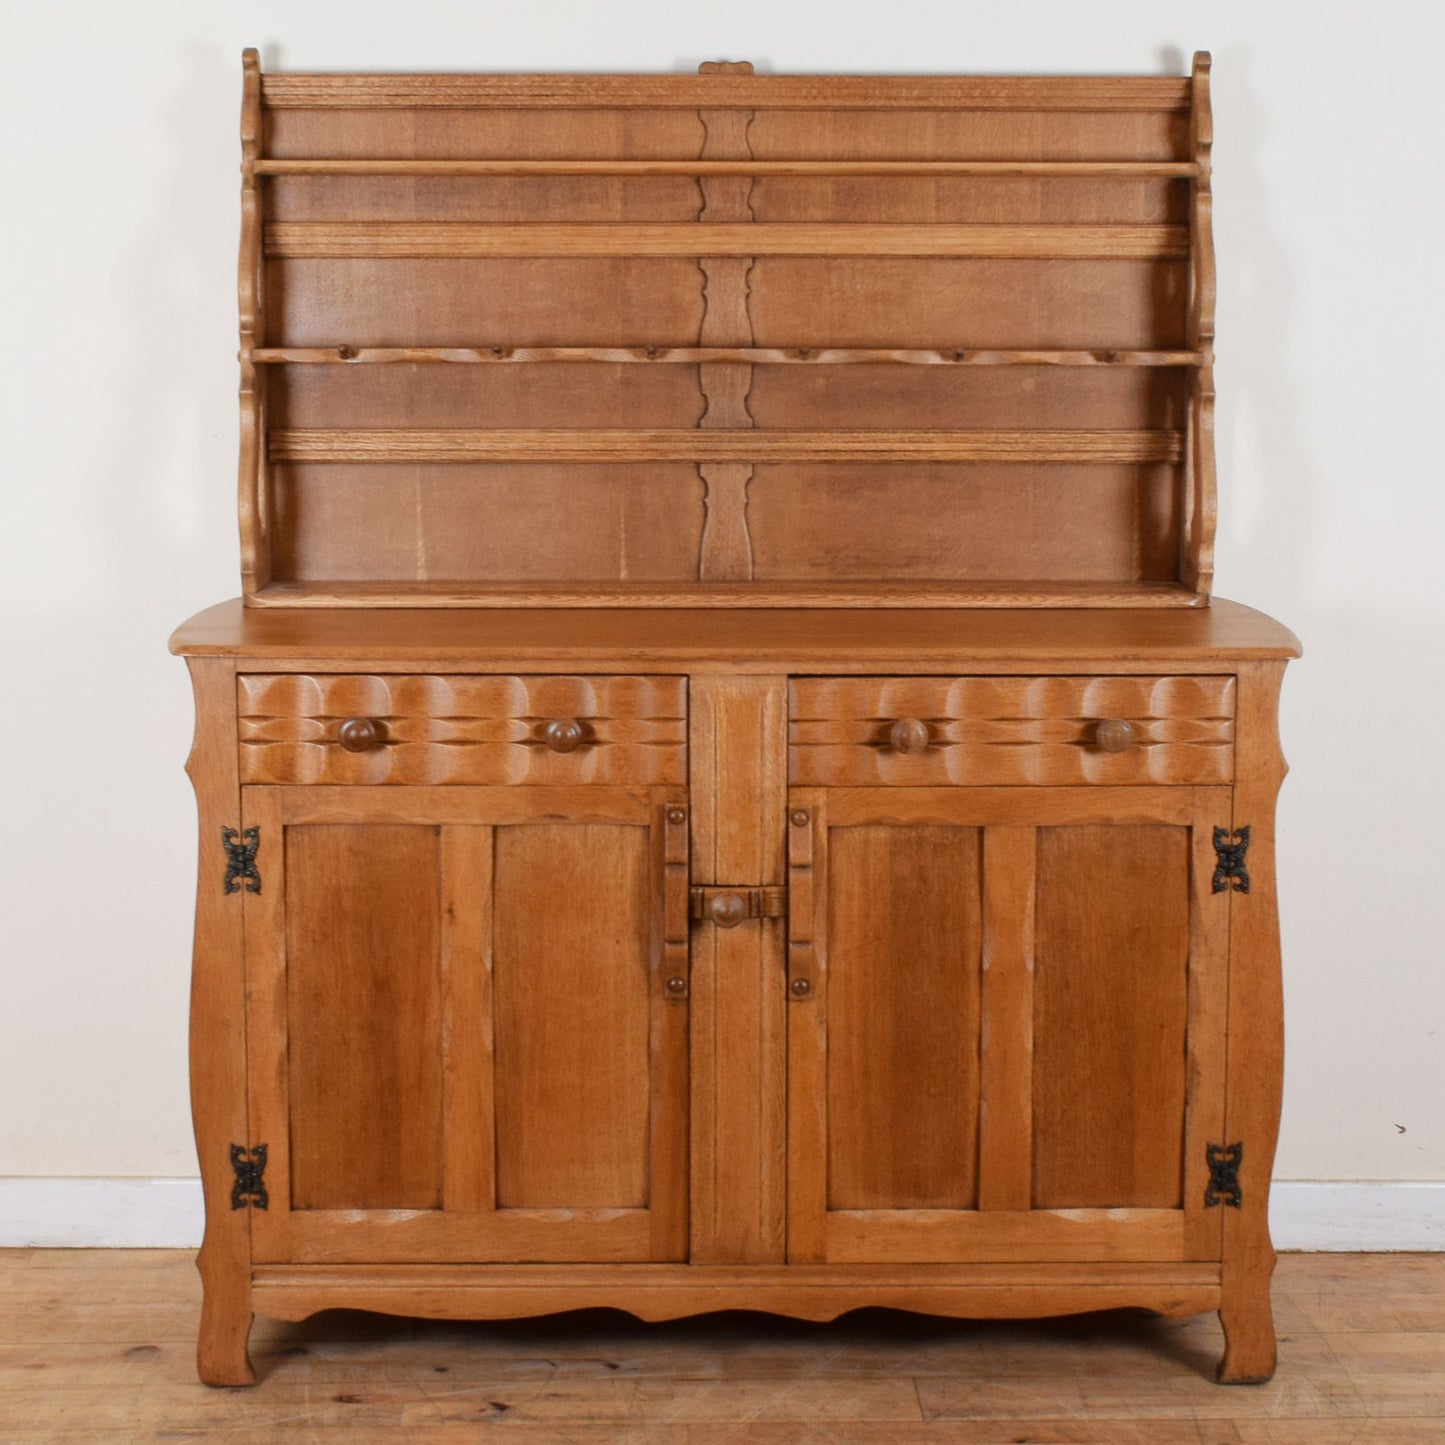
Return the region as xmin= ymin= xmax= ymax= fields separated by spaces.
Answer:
xmin=1218 ymin=1265 xmax=1277 ymax=1383
xmin=1216 ymin=662 xmax=1287 ymax=1387
xmin=186 ymin=658 xmax=257 ymax=1387
xmin=197 ymin=1245 xmax=256 ymax=1386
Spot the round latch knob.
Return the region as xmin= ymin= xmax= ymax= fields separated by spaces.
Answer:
xmin=337 ymin=717 xmax=384 ymax=753
xmin=887 ymin=717 xmax=931 ymax=755
xmin=1095 ymin=718 xmax=1136 ymax=754
xmin=790 ymin=978 xmax=813 ymax=999
xmin=708 ymin=892 xmax=749 ymax=928
xmin=540 ymin=718 xmax=585 ymax=753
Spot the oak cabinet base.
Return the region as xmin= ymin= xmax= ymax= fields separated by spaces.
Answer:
xmin=176 ymin=607 xmax=1295 ymax=1391
xmin=194 ymin=1262 xmax=1277 ymax=1387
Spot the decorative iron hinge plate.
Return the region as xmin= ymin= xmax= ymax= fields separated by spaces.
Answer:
xmin=1212 ymin=826 xmax=1250 ymax=894
xmin=230 ymin=1144 xmax=268 ymax=1210
xmin=222 ymin=826 xmax=261 ymax=895
xmin=1205 ymin=1142 xmax=1243 ymax=1208
xmin=690 ymin=885 xmax=788 ymax=927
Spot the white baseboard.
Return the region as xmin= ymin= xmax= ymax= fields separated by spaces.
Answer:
xmin=1 ymin=1177 xmax=1442 ymax=1251
xmin=0 ymin=1178 xmax=204 ymax=1248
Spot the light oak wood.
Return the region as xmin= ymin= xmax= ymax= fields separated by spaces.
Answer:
xmin=237 ymin=49 xmax=267 ymax=596
xmin=174 ymin=597 xmax=1300 ymax=662
xmin=1032 ymin=823 xmax=1192 ymax=1209
xmin=978 ymin=826 xmax=1035 ymax=1212
xmin=183 ymin=658 xmax=253 ymax=1387
xmin=249 ymin=581 xmax=1211 ymax=610
xmin=237 ymin=672 xmax=686 ymax=785
xmin=687 ymin=676 xmax=789 ymax=1265
xmin=256 ymin=158 xmax=1203 ymax=176
xmin=254 ymin=345 xmax=1204 ymax=365
xmin=1219 ymin=661 xmax=1289 ymax=1383
xmin=175 ymin=51 xmax=1297 ymax=1391
xmin=239 ymin=53 xmax=1214 ymax=607
xmin=240 ymin=784 xmax=689 ymax=1268
xmin=790 ymin=674 xmax=1235 ymax=786
xmin=268 ymin=427 xmax=1184 ymax=463
xmin=265 ymin=221 xmax=1190 ymax=259
xmin=259 ymin=72 xmax=1192 ymax=110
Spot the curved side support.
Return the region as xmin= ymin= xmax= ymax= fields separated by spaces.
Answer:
xmin=1218 ymin=659 xmax=1289 ymax=1383
xmin=186 ymin=656 xmax=256 ymax=1386
xmin=238 ymin=46 xmax=269 ymax=598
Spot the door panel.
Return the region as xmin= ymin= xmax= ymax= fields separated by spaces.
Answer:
xmin=493 ymin=822 xmax=652 ymax=1209
xmin=1033 ymin=824 xmax=1190 ymax=1209
xmin=285 ymin=823 xmax=445 ymax=1211
xmin=788 ymin=785 xmax=1229 ymax=1264
xmin=826 ymin=824 xmax=982 ymax=1211
xmin=244 ymin=785 xmax=687 ymax=1264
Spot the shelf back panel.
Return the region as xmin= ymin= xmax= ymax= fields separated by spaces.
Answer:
xmin=238 ymin=54 xmax=1217 ymax=607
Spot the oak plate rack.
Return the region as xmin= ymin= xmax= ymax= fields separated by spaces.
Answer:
xmin=239 ymin=51 xmax=1216 ymax=608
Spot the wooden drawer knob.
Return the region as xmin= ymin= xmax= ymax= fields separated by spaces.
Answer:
xmin=887 ymin=717 xmax=931 ymax=755
xmin=1095 ymin=718 xmax=1136 ymax=753
xmin=540 ymin=718 xmax=586 ymax=753
xmin=707 ymin=892 xmax=749 ymax=928
xmin=337 ymin=717 xmax=384 ymax=752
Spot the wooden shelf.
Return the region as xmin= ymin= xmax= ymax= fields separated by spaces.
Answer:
xmin=252 ymin=346 xmax=1204 ymax=367
xmin=260 ymin=72 xmax=1192 ymax=111
xmin=268 ymin=428 xmax=1185 ymax=465
xmin=254 ymin=158 xmax=1200 ymax=177
xmin=246 ymin=580 xmax=1208 ymax=610
xmin=264 ymin=222 xmax=1189 ymax=260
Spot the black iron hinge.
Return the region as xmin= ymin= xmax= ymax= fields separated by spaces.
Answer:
xmin=222 ymin=826 xmax=261 ymax=895
xmin=1204 ymin=1142 xmax=1243 ymax=1208
xmin=230 ymin=1144 xmax=268 ymax=1210
xmin=1211 ymin=826 xmax=1250 ymax=895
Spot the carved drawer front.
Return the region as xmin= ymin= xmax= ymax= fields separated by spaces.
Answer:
xmin=789 ymin=675 xmax=1235 ymax=786
xmin=238 ymin=674 xmax=686 ymax=785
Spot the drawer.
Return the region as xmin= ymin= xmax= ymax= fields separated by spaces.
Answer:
xmin=789 ymin=675 xmax=1235 ymax=786
xmin=238 ymin=674 xmax=686 ymax=785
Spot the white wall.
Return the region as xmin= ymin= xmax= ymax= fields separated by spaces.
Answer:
xmin=2 ymin=2 xmax=1442 ymax=1227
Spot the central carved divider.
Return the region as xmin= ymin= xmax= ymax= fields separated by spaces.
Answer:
xmin=696 ymin=61 xmax=759 ymax=582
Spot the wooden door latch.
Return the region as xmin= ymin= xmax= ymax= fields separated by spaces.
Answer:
xmin=690 ymin=885 xmax=787 ymax=928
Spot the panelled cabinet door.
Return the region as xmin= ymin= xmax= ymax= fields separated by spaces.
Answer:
xmin=241 ymin=785 xmax=688 ymax=1264
xmin=786 ymin=786 xmax=1230 ymax=1265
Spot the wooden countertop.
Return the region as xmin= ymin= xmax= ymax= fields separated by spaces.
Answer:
xmin=171 ymin=598 xmax=1301 ymax=666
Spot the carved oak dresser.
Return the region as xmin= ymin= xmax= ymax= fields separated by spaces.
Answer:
xmin=171 ymin=50 xmax=1299 ymax=1386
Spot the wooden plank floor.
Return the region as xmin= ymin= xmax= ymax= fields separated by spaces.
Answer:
xmin=1 ymin=1251 xmax=1442 ymax=1442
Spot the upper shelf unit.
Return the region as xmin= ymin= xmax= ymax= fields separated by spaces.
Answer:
xmin=237 ymin=52 xmax=1217 ymax=609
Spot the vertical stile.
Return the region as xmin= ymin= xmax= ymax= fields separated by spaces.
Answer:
xmin=785 ymin=792 xmax=826 ymax=1262
xmin=1183 ymin=52 xmax=1217 ymax=597
xmin=237 ymin=48 xmax=269 ymax=596
xmin=1184 ymin=790 xmax=1231 ymax=1258
xmin=240 ymin=787 xmax=288 ymax=1261
xmin=440 ymin=825 xmax=495 ymax=1214
xmin=653 ymin=794 xmax=693 ymax=1258
xmin=978 ymin=826 xmax=1037 ymax=1211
